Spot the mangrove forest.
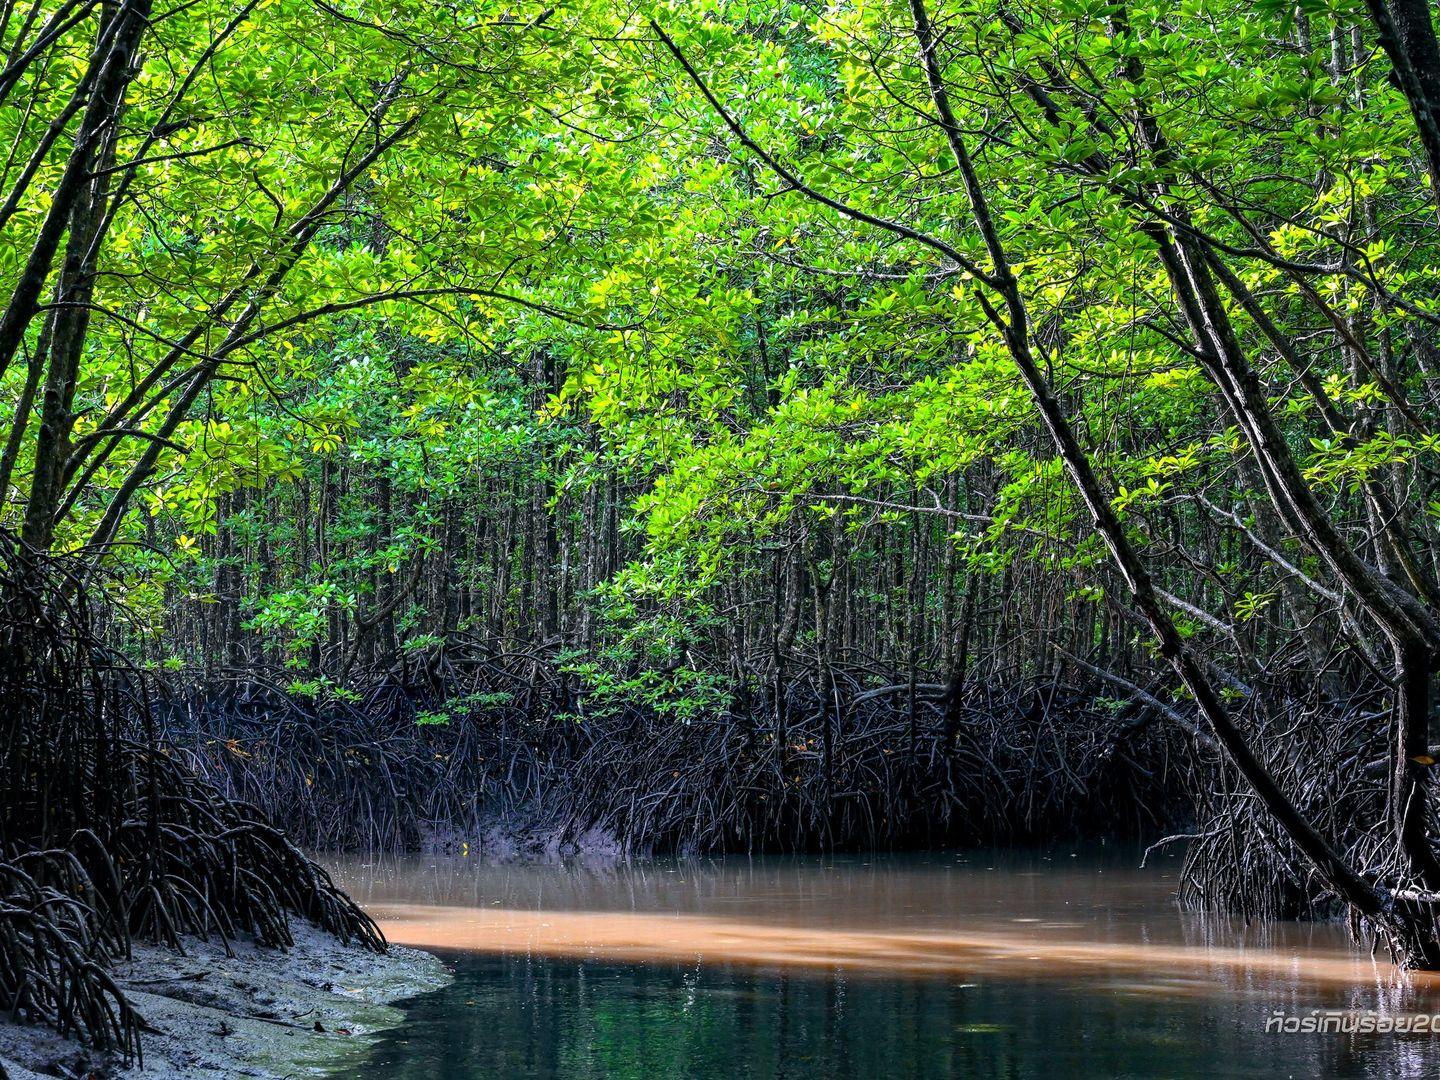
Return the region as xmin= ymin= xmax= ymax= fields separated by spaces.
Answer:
xmin=4 ymin=0 xmax=1440 ymax=1075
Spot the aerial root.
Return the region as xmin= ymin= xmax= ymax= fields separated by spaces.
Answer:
xmin=0 ymin=540 xmax=382 ymax=1059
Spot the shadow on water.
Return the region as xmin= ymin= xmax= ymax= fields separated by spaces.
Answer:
xmin=326 ymin=848 xmax=1440 ymax=1078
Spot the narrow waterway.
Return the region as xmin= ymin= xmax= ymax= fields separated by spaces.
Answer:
xmin=326 ymin=848 xmax=1440 ymax=1078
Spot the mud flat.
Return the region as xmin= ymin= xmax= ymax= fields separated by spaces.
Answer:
xmin=0 ymin=924 xmax=449 ymax=1079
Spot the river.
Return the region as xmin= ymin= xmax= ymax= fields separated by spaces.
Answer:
xmin=325 ymin=846 xmax=1440 ymax=1078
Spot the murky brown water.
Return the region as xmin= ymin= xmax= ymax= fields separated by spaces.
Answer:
xmin=326 ymin=848 xmax=1440 ymax=1078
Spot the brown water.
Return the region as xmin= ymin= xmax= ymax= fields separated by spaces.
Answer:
xmin=326 ymin=848 xmax=1440 ymax=1078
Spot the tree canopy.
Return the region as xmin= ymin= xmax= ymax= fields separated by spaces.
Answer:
xmin=11 ymin=0 xmax=1440 ymax=960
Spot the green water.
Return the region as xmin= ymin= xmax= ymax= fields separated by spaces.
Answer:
xmin=329 ymin=850 xmax=1440 ymax=1079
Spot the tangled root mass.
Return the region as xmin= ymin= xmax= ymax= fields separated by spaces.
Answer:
xmin=0 ymin=541 xmax=383 ymax=1060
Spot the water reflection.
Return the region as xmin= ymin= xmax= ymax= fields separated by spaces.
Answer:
xmin=327 ymin=850 xmax=1440 ymax=1078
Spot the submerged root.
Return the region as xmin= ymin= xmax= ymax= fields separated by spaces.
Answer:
xmin=170 ymin=638 xmax=1440 ymax=967
xmin=1152 ymin=688 xmax=1440 ymax=968
xmin=1175 ymin=696 xmax=1389 ymax=923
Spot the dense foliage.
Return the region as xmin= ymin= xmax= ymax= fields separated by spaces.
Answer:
xmin=9 ymin=0 xmax=1440 ymax=970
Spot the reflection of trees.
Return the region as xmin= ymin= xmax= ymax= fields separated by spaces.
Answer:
xmin=366 ymin=953 xmax=1384 ymax=1079
xmin=343 ymin=855 xmax=1436 ymax=1079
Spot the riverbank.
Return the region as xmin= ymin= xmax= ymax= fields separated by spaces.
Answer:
xmin=0 ymin=924 xmax=449 ymax=1079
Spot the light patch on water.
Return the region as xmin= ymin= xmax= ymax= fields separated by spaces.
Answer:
xmin=370 ymin=903 xmax=1431 ymax=994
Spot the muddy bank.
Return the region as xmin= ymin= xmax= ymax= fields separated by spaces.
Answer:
xmin=0 ymin=925 xmax=449 ymax=1079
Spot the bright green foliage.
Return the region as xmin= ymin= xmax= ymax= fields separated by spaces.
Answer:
xmin=5 ymin=0 xmax=1440 ymax=712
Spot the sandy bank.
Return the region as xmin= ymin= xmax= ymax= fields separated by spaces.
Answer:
xmin=0 ymin=924 xmax=449 ymax=1079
